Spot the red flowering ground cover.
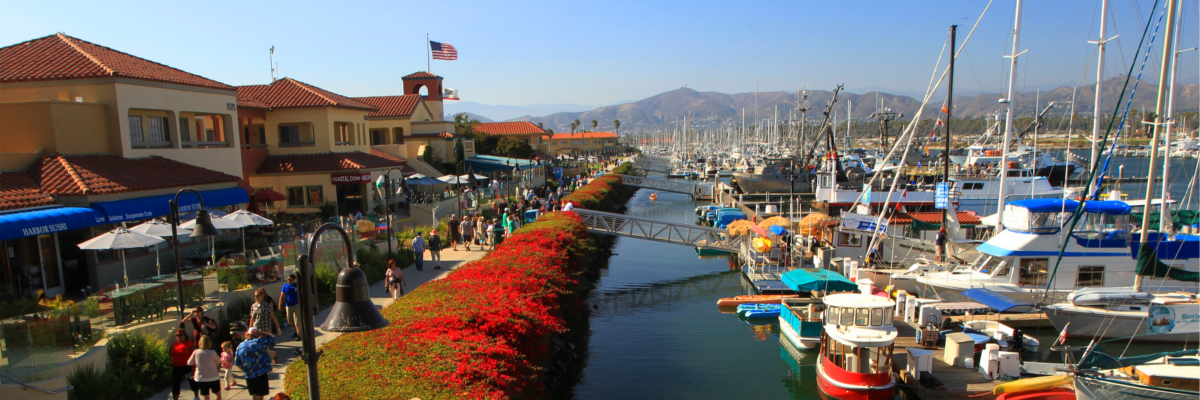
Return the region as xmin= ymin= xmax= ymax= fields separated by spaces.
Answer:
xmin=560 ymin=162 xmax=632 ymax=211
xmin=284 ymin=168 xmax=631 ymax=399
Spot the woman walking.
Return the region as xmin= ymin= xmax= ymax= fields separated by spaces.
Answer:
xmin=188 ymin=336 xmax=223 ymax=400
xmin=474 ymin=216 xmax=487 ymax=248
xmin=249 ymin=289 xmax=281 ymax=363
xmin=448 ymin=215 xmax=460 ymax=251
xmin=170 ymin=329 xmax=199 ymax=400
xmin=385 ymin=259 xmax=406 ymax=299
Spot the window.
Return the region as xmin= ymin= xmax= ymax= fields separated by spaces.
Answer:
xmin=1019 ymin=258 xmax=1049 ymax=286
xmin=838 ymin=232 xmax=861 ymax=247
xmin=839 ymin=307 xmax=854 ymax=325
xmin=147 ymin=116 xmax=169 ymax=142
xmin=961 ymin=182 xmax=984 ymax=190
xmin=827 ymin=307 xmax=840 ymax=324
xmin=371 ymin=129 xmax=388 ymax=145
xmin=178 ymin=118 xmax=191 ymax=141
xmin=129 ymin=116 xmax=143 ymax=142
xmin=306 ymin=186 xmax=324 ymax=205
xmin=856 ymin=308 xmax=870 ymax=326
xmin=287 ymin=187 xmax=306 ymax=207
xmin=258 ymin=127 xmax=267 ymax=144
xmin=884 ymin=309 xmax=893 ymax=325
xmin=205 ymin=129 xmax=215 ymax=141
xmin=280 ymin=125 xmax=300 ymax=145
xmin=871 ymin=308 xmax=883 ymax=326
xmin=1077 ymin=266 xmax=1105 ymax=287
xmin=335 ymin=123 xmax=351 ymax=145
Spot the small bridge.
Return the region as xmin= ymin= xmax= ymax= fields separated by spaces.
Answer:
xmin=632 ymin=155 xmax=673 ymax=173
xmin=574 ymin=208 xmax=739 ymax=252
xmin=614 ymin=174 xmax=707 ymax=198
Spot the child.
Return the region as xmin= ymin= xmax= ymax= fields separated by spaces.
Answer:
xmin=221 ymin=341 xmax=237 ymax=390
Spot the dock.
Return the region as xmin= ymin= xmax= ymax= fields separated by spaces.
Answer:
xmin=892 ymin=321 xmax=1005 ymax=400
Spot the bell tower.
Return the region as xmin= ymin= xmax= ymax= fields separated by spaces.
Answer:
xmin=402 ymin=71 xmax=444 ymax=121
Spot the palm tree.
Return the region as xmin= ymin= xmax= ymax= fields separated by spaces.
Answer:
xmin=613 ymin=119 xmax=621 ymax=136
xmin=569 ymin=121 xmax=578 ymax=134
xmin=591 ymin=119 xmax=598 ymax=132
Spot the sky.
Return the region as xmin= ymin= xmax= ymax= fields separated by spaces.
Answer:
xmin=4 ymin=0 xmax=1198 ymax=107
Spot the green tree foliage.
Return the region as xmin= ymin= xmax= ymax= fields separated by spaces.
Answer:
xmin=454 ymin=140 xmax=465 ymax=163
xmin=613 ymin=119 xmax=621 ymax=135
xmin=591 ymin=119 xmax=598 ymax=131
xmin=495 ymin=137 xmax=534 ymax=159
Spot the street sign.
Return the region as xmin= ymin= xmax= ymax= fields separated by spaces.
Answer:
xmin=935 ymin=182 xmax=949 ymax=209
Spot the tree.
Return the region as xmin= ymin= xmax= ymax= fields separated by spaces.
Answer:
xmin=494 ymin=137 xmax=534 ymax=159
xmin=537 ymin=122 xmax=544 ymax=130
xmin=591 ymin=119 xmax=598 ymax=132
xmin=454 ymin=113 xmax=480 ymax=137
xmin=569 ymin=121 xmax=578 ymax=134
xmin=613 ymin=119 xmax=621 ymax=136
xmin=472 ymin=132 xmax=500 ymax=155
xmin=454 ymin=140 xmax=465 ymax=163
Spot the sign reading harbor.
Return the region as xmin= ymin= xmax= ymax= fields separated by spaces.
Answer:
xmin=1147 ymin=304 xmax=1200 ymax=335
xmin=842 ymin=212 xmax=886 ymax=235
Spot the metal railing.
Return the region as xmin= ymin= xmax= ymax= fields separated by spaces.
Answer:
xmin=573 ymin=208 xmax=738 ymax=251
xmin=0 ymin=372 xmax=73 ymax=394
xmin=612 ymin=174 xmax=705 ymax=198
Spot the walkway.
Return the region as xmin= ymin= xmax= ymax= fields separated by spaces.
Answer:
xmin=146 ymin=245 xmax=488 ymax=400
xmin=573 ymin=208 xmax=738 ymax=252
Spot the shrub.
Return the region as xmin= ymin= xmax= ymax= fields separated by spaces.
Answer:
xmin=284 ymin=212 xmax=592 ymax=400
xmin=99 ymin=331 xmax=171 ymax=398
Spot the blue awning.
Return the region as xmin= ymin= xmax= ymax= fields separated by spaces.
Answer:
xmin=91 ymin=187 xmax=249 ymax=223
xmin=1008 ymin=198 xmax=1079 ymax=212
xmin=1083 ymin=201 xmax=1132 ymax=215
xmin=961 ymin=288 xmax=1034 ymax=313
xmin=0 ymin=207 xmax=109 ymax=241
xmin=781 ymin=268 xmax=858 ymax=293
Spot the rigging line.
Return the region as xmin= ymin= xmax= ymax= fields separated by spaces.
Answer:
xmin=963 ymin=49 xmax=988 ymax=96
xmin=1041 ymin=0 xmax=1163 ymax=300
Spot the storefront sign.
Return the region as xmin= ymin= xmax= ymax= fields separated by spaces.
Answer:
xmin=1147 ymin=304 xmax=1200 ymax=335
xmin=332 ymin=172 xmax=371 ymax=185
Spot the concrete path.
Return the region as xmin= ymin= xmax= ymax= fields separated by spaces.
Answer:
xmin=148 ymin=245 xmax=488 ymax=400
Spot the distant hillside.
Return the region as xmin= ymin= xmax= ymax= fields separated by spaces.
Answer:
xmin=519 ymin=76 xmax=1197 ymax=133
xmin=443 ymin=101 xmax=594 ymax=122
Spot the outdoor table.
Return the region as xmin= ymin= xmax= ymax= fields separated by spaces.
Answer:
xmin=109 ymin=282 xmax=164 ymax=325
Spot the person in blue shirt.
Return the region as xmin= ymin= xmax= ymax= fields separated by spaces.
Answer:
xmin=279 ymin=274 xmax=301 ymax=341
xmin=234 ymin=327 xmax=274 ymax=400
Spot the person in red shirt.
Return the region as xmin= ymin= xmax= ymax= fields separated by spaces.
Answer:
xmin=170 ymin=328 xmax=199 ymax=400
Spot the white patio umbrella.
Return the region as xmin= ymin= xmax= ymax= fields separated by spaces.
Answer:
xmin=128 ymin=219 xmax=191 ymax=277
xmin=181 ymin=215 xmax=249 ymax=266
xmin=435 ymin=174 xmax=459 ymax=183
xmin=222 ymin=210 xmax=274 ymax=255
xmin=78 ymin=227 xmax=165 ymax=285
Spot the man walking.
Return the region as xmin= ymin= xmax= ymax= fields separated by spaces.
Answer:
xmin=428 ymin=231 xmax=442 ymax=270
xmin=279 ymin=274 xmax=300 ymax=341
xmin=935 ymin=227 xmax=947 ymax=263
xmin=411 ymin=231 xmax=426 ymax=271
xmin=234 ymin=328 xmax=274 ymax=400
xmin=459 ymin=216 xmax=474 ymax=251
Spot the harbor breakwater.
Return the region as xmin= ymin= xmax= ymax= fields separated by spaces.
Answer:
xmin=284 ymin=163 xmax=636 ymax=400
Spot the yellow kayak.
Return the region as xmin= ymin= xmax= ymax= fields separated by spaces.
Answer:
xmin=993 ymin=374 xmax=1071 ymax=395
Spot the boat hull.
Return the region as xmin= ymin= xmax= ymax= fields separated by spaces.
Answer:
xmin=816 ymin=355 xmax=895 ymax=400
xmin=1044 ymin=306 xmax=1198 ymax=343
xmin=779 ymin=317 xmax=821 ymax=350
xmin=1074 ymin=374 xmax=1198 ymax=400
xmin=732 ymin=171 xmax=813 ymax=194
xmin=1035 ymin=164 xmax=1078 ymax=187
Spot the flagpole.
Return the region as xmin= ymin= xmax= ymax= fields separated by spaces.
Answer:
xmin=426 ymin=33 xmax=431 ymax=73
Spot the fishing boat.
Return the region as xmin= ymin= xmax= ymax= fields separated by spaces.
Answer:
xmin=816 ymin=293 xmax=897 ymax=400
xmin=1043 ymin=289 xmax=1199 ymax=343
xmin=715 ymin=294 xmax=799 ymax=307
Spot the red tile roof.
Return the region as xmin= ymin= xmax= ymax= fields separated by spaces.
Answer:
xmin=402 ymin=71 xmax=440 ymax=79
xmin=473 ymin=121 xmax=546 ymax=136
xmin=409 ymin=132 xmax=463 ymax=139
xmin=889 ymin=212 xmax=981 ymax=225
xmin=236 ymin=78 xmax=377 ymax=111
xmin=30 ymin=154 xmax=239 ymax=196
xmin=255 ymin=151 xmax=404 ymax=174
xmin=236 ymin=96 xmax=269 ymax=110
xmin=355 ymin=95 xmax=422 ymax=117
xmin=0 ymin=171 xmax=57 ymax=211
xmin=549 ymin=132 xmax=618 ymax=140
xmin=0 ymin=33 xmax=234 ymax=91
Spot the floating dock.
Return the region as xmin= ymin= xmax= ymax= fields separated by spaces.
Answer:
xmin=892 ymin=320 xmax=1004 ymax=400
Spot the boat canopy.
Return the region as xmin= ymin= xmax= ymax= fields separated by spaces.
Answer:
xmin=1082 ymin=201 xmax=1132 ymax=215
xmin=961 ymin=288 xmax=1034 ymax=313
xmin=1008 ymin=198 xmax=1079 ymax=213
xmin=781 ymin=268 xmax=858 ymax=293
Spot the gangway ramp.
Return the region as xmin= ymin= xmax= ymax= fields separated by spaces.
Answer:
xmin=574 ymin=208 xmax=739 ymax=252
xmin=614 ymin=174 xmax=707 ymax=198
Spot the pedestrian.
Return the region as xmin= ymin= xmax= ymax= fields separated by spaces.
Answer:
xmin=448 ymin=215 xmax=460 ymax=250
xmin=279 ymin=274 xmax=301 ymax=341
xmin=169 ymin=328 xmax=199 ymax=400
xmin=428 ymin=230 xmax=442 ymax=270
xmin=475 ymin=216 xmax=487 ymax=248
xmin=385 ymin=259 xmax=406 ymax=299
xmin=188 ymin=336 xmax=222 ymax=400
xmin=936 ymin=227 xmax=947 ymax=262
xmin=562 ymin=201 xmax=574 ymax=212
xmin=502 ymin=208 xmax=512 ymax=237
xmin=459 ymin=217 xmax=474 ymax=251
xmin=183 ymin=306 xmax=217 ymax=344
xmin=410 ymin=231 xmax=426 ymax=271
xmin=249 ymin=289 xmax=281 ymax=363
xmin=235 ymin=327 xmax=274 ymax=400
xmin=220 ymin=341 xmax=237 ymax=390
xmin=491 ymin=218 xmax=505 ymax=247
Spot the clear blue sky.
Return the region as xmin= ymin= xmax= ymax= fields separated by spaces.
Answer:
xmin=3 ymin=0 xmax=1196 ymax=106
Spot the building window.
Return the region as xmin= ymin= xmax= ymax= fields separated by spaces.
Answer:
xmin=287 ymin=186 xmax=324 ymax=207
xmin=129 ymin=116 xmax=143 ymax=143
xmin=280 ymin=125 xmax=300 ymax=146
xmin=287 ymin=187 xmax=305 ymax=207
xmin=179 ymin=118 xmax=191 ymax=141
xmin=335 ymin=123 xmax=351 ymax=145
xmin=1077 ymin=266 xmax=1105 ymax=287
xmin=1019 ymin=258 xmax=1049 ymax=286
xmin=258 ymin=127 xmax=267 ymax=144
xmin=147 ymin=117 xmax=169 ymax=142
xmin=838 ymin=232 xmax=861 ymax=247
xmin=371 ymin=129 xmax=388 ymax=145
xmin=307 ymin=186 xmax=324 ymax=205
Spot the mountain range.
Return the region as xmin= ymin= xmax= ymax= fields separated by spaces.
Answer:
xmin=463 ymin=77 xmax=1199 ymax=134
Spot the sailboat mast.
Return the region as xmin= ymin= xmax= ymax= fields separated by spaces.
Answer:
xmin=1161 ymin=6 xmax=1194 ymax=233
xmin=1138 ymin=0 xmax=1180 ymax=290
xmin=997 ymin=0 xmax=1025 ymax=230
xmin=1089 ymin=0 xmax=1114 ymax=181
xmin=945 ymin=25 xmax=957 ymax=225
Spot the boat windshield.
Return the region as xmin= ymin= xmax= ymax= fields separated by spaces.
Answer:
xmin=1003 ymin=204 xmax=1072 ymax=234
xmin=1075 ymin=212 xmax=1130 ymax=240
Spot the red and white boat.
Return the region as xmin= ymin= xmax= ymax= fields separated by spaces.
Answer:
xmin=816 ymin=293 xmax=897 ymax=400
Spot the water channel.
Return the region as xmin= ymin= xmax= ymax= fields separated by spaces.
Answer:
xmin=571 ymin=171 xmax=1190 ymax=399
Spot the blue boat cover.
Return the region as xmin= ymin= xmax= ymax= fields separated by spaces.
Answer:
xmin=0 ymin=207 xmax=109 ymax=241
xmin=91 ymin=187 xmax=249 ymax=223
xmin=1082 ymin=200 xmax=1131 ymax=215
xmin=769 ymin=225 xmax=788 ymax=235
xmin=781 ymin=268 xmax=858 ymax=293
xmin=1008 ymin=198 xmax=1079 ymax=212
xmin=961 ymin=288 xmax=1032 ymax=312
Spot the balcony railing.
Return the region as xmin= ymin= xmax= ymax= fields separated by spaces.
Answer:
xmin=131 ymin=141 xmax=173 ymax=149
xmin=278 ymin=141 xmax=316 ymax=148
xmin=242 ymin=143 xmax=269 ymax=149
xmin=181 ymin=141 xmax=231 ymax=148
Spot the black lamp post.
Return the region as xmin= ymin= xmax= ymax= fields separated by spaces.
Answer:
xmin=169 ymin=189 xmax=220 ymax=318
xmin=296 ymin=223 xmax=389 ymax=400
xmin=455 ymin=160 xmax=465 ymax=219
xmin=381 ymin=167 xmax=405 ymax=263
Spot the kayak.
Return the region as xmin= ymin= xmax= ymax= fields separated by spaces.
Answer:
xmin=736 ymin=303 xmax=782 ymax=317
xmin=995 ymin=388 xmax=1074 ymax=400
xmin=716 ymin=294 xmax=800 ymax=307
xmin=744 ymin=307 xmax=782 ymax=319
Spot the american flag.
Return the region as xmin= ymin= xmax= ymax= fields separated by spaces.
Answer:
xmin=430 ymin=41 xmax=458 ymax=60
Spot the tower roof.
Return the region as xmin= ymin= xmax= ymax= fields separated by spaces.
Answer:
xmin=402 ymin=71 xmax=441 ymax=80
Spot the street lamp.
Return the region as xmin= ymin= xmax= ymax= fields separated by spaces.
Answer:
xmin=296 ymin=223 xmax=390 ymax=400
xmin=381 ymin=167 xmax=405 ymax=263
xmin=169 ymin=189 xmax=220 ymax=318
